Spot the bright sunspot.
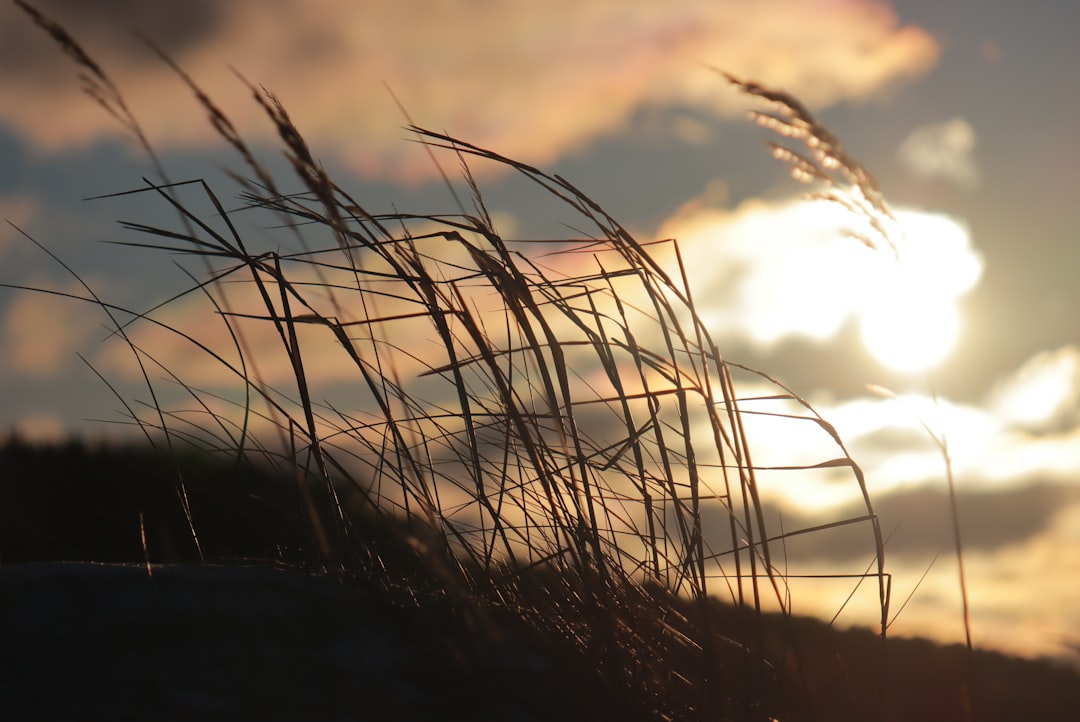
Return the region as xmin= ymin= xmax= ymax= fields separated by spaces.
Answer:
xmin=861 ymin=290 xmax=960 ymax=373
xmin=857 ymin=210 xmax=981 ymax=374
xmin=664 ymin=200 xmax=982 ymax=374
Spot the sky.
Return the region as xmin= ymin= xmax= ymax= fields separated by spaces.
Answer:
xmin=2 ymin=0 xmax=1079 ymax=664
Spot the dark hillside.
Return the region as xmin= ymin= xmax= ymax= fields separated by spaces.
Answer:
xmin=0 ymin=437 xmax=332 ymax=566
xmin=2 ymin=439 xmax=1078 ymax=720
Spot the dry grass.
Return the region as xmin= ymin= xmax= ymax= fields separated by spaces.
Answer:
xmin=0 ymin=3 xmax=934 ymax=719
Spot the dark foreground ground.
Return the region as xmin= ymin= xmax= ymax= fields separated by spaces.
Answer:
xmin=2 ymin=439 xmax=1079 ymax=720
xmin=1 ymin=561 xmax=623 ymax=721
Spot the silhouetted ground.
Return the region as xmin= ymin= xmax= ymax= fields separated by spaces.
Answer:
xmin=1 ymin=562 xmax=641 ymax=721
xmin=2 ymin=438 xmax=1078 ymax=720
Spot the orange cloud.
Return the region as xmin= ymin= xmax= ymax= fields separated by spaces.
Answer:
xmin=2 ymin=0 xmax=938 ymax=181
xmin=0 ymin=195 xmax=40 ymax=255
xmin=91 ymin=263 xmax=429 ymax=389
xmin=0 ymin=279 xmax=102 ymax=378
xmin=11 ymin=412 xmax=66 ymax=443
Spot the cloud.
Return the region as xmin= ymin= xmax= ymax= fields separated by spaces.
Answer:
xmin=91 ymin=265 xmax=429 ymax=389
xmin=10 ymin=412 xmax=66 ymax=443
xmin=1 ymin=0 xmax=938 ymax=181
xmin=898 ymin=117 xmax=980 ymax=188
xmin=701 ymin=373 xmax=1080 ymax=659
xmin=0 ymin=280 xmax=102 ymax=378
xmin=988 ymin=345 xmax=1080 ymax=434
xmin=0 ymin=195 xmax=40 ymax=256
xmin=880 ymin=494 xmax=1080 ymax=660
xmin=757 ymin=480 xmax=1079 ymax=563
xmin=654 ymin=196 xmax=982 ymax=368
xmin=695 ymin=477 xmax=1080 ymax=654
xmin=814 ymin=360 xmax=1080 ymax=494
xmin=655 ymin=198 xmax=882 ymax=347
xmin=719 ymin=339 xmax=1080 ymax=558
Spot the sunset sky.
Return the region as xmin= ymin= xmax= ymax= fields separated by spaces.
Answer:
xmin=2 ymin=0 xmax=1079 ymax=664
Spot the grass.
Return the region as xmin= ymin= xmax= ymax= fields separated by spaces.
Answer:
xmin=4 ymin=2 xmax=1067 ymax=720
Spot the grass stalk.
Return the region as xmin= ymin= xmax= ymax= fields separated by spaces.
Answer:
xmin=5 ymin=5 xmax=932 ymax=718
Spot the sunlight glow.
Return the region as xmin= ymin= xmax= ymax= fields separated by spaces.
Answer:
xmin=659 ymin=200 xmax=981 ymax=372
xmin=857 ymin=210 xmax=981 ymax=374
xmin=860 ymin=277 xmax=961 ymax=373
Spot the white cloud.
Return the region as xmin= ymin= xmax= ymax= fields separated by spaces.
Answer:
xmin=988 ymin=345 xmax=1080 ymax=434
xmin=655 ymin=195 xmax=982 ymax=373
xmin=657 ymin=198 xmax=874 ymax=346
xmin=816 ymin=363 xmax=1080 ymax=496
xmin=757 ymin=358 xmax=1080 ymax=659
xmin=898 ymin=117 xmax=980 ymax=188
xmin=743 ymin=343 xmax=1080 ymax=514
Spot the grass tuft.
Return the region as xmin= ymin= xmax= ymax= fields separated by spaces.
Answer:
xmin=9 ymin=4 xmax=1014 ymax=720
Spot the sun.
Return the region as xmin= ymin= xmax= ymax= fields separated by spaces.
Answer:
xmin=856 ymin=210 xmax=980 ymax=374
xmin=859 ymin=285 xmax=961 ymax=373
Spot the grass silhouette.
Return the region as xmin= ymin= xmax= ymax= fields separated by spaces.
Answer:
xmin=4 ymin=2 xmax=1078 ymax=720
